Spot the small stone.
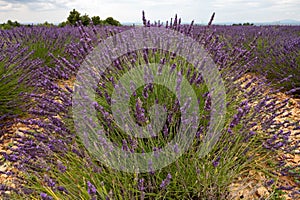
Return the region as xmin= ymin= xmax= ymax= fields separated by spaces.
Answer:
xmin=6 ymin=150 xmax=12 ymax=155
xmin=256 ymin=187 xmax=269 ymax=197
xmin=5 ymin=191 xmax=11 ymax=195
xmin=0 ymin=150 xmax=6 ymax=154
xmin=11 ymin=146 xmax=18 ymax=150
xmin=16 ymin=131 xmax=24 ymax=137
xmin=1 ymin=174 xmax=8 ymax=178
xmin=249 ymin=170 xmax=256 ymax=176
xmin=0 ymin=164 xmax=8 ymax=172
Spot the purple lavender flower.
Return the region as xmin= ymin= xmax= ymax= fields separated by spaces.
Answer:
xmin=163 ymin=124 xmax=169 ymax=137
xmin=204 ymin=93 xmax=211 ymax=111
xmin=87 ymin=181 xmax=97 ymax=195
xmin=135 ymin=98 xmax=147 ymax=124
xmin=148 ymin=159 xmax=154 ymax=175
xmin=277 ymin=186 xmax=295 ymax=191
xmin=138 ymin=178 xmax=145 ymax=191
xmin=153 ymin=147 xmax=160 ymax=158
xmin=265 ymin=179 xmax=275 ymax=187
xmin=174 ymin=143 xmax=179 ymax=154
xmin=40 ymin=192 xmax=53 ymax=200
xmin=160 ymin=173 xmax=172 ymax=189
xmin=57 ymin=161 xmax=67 ymax=173
xmin=44 ymin=176 xmax=56 ymax=188
xmin=212 ymin=156 xmax=221 ymax=168
xmin=57 ymin=186 xmax=68 ymax=194
xmin=122 ymin=139 xmax=129 ymax=152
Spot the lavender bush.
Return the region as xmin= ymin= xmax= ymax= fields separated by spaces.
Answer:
xmin=205 ymin=25 xmax=300 ymax=96
xmin=1 ymin=12 xmax=299 ymax=199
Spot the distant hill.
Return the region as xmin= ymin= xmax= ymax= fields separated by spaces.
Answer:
xmin=205 ymin=19 xmax=300 ymax=26
xmin=259 ymin=19 xmax=300 ymax=25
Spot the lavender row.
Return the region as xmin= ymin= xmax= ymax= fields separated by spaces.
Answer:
xmin=0 ymin=14 xmax=299 ymax=199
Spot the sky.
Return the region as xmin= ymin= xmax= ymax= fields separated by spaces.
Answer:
xmin=0 ymin=0 xmax=300 ymax=24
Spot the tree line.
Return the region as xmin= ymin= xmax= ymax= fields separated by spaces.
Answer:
xmin=0 ymin=20 xmax=21 ymax=29
xmin=59 ymin=9 xmax=121 ymax=27
xmin=0 ymin=9 xmax=121 ymax=30
xmin=232 ymin=22 xmax=254 ymax=26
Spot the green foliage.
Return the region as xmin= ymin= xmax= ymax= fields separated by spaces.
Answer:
xmin=0 ymin=20 xmax=21 ymax=29
xmin=91 ymin=16 xmax=122 ymax=26
xmin=58 ymin=21 xmax=69 ymax=27
xmin=81 ymin=14 xmax=91 ymax=26
xmin=7 ymin=20 xmax=20 ymax=27
xmin=270 ymin=189 xmax=287 ymax=200
xmin=91 ymin=16 xmax=101 ymax=25
xmin=0 ymin=61 xmax=28 ymax=116
xmin=67 ymin=9 xmax=81 ymax=25
xmin=0 ymin=9 xmax=122 ymax=28
xmin=232 ymin=22 xmax=254 ymax=26
xmin=6 ymin=19 xmax=297 ymax=200
xmin=37 ymin=21 xmax=54 ymax=27
xmin=12 ymin=47 xmax=278 ymax=199
xmin=104 ymin=17 xmax=121 ymax=26
xmin=65 ymin=9 xmax=121 ymax=26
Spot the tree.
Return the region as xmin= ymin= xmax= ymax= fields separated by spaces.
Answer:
xmin=91 ymin=16 xmax=101 ymax=25
xmin=7 ymin=20 xmax=13 ymax=26
xmin=64 ymin=9 xmax=121 ymax=26
xmin=14 ymin=21 xmax=20 ymax=27
xmin=104 ymin=17 xmax=121 ymax=26
xmin=232 ymin=22 xmax=254 ymax=26
xmin=243 ymin=22 xmax=254 ymax=26
xmin=58 ymin=21 xmax=68 ymax=27
xmin=67 ymin=9 xmax=81 ymax=25
xmin=81 ymin=14 xmax=91 ymax=26
xmin=0 ymin=20 xmax=21 ymax=29
xmin=6 ymin=20 xmax=20 ymax=27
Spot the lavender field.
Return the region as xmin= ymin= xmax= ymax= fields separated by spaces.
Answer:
xmin=0 ymin=13 xmax=300 ymax=200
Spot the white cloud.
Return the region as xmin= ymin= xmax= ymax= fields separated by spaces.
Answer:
xmin=0 ymin=0 xmax=299 ymax=23
xmin=0 ymin=0 xmax=26 ymax=12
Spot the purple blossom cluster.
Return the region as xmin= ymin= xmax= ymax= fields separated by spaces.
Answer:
xmin=0 ymin=11 xmax=299 ymax=199
xmin=204 ymin=25 xmax=300 ymax=96
xmin=87 ymin=180 xmax=97 ymax=199
xmin=160 ymin=173 xmax=172 ymax=189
